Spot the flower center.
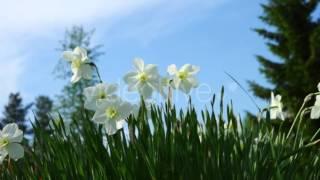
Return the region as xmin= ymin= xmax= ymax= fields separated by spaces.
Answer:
xmin=98 ymin=91 xmax=107 ymax=99
xmin=71 ymin=59 xmax=82 ymax=69
xmin=138 ymin=72 xmax=148 ymax=83
xmin=0 ymin=138 xmax=9 ymax=148
xmin=105 ymin=107 xmax=118 ymax=119
xmin=178 ymin=71 xmax=188 ymax=80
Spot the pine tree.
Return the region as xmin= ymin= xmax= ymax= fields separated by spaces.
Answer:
xmin=54 ymin=26 xmax=104 ymax=120
xmin=1 ymin=93 xmax=32 ymax=133
xmin=249 ymin=0 xmax=320 ymax=115
xmin=34 ymin=96 xmax=53 ymax=131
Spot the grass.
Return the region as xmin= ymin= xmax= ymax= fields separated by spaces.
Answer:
xmin=1 ymin=88 xmax=320 ymax=179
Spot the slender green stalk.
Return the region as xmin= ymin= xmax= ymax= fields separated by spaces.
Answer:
xmin=89 ymin=63 xmax=103 ymax=83
xmin=286 ymin=93 xmax=313 ymax=139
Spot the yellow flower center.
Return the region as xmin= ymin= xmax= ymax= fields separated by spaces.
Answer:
xmin=98 ymin=91 xmax=107 ymax=99
xmin=178 ymin=71 xmax=188 ymax=80
xmin=71 ymin=59 xmax=82 ymax=69
xmin=0 ymin=138 xmax=9 ymax=148
xmin=138 ymin=72 xmax=148 ymax=83
xmin=105 ymin=107 xmax=118 ymax=119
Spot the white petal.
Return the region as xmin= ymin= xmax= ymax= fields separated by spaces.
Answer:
xmin=105 ymin=120 xmax=118 ymax=135
xmin=133 ymin=58 xmax=145 ymax=72
xmin=189 ymin=65 xmax=200 ymax=75
xmin=1 ymin=124 xmax=22 ymax=143
xmin=270 ymin=92 xmax=275 ymax=102
xmin=83 ymin=86 xmax=99 ymax=110
xmin=311 ymin=106 xmax=320 ymax=119
xmin=62 ymin=51 xmax=74 ymax=62
xmin=116 ymin=119 xmax=126 ymax=130
xmin=315 ymin=96 xmax=320 ymax=106
xmin=317 ymin=82 xmax=320 ymax=92
xmin=167 ymin=64 xmax=178 ymax=75
xmin=139 ymin=84 xmax=153 ymax=99
xmin=71 ymin=73 xmax=81 ymax=83
xmin=128 ymin=82 xmax=140 ymax=91
xmin=270 ymin=109 xmax=277 ymax=119
xmin=105 ymin=84 xmax=118 ymax=95
xmin=92 ymin=110 xmax=107 ymax=124
xmin=6 ymin=143 xmax=24 ymax=160
xmin=80 ymin=64 xmax=93 ymax=80
xmin=172 ymin=77 xmax=181 ymax=89
xmin=275 ymin=95 xmax=282 ymax=102
xmin=83 ymin=86 xmax=96 ymax=97
xmin=119 ymin=102 xmax=133 ymax=118
xmin=8 ymin=130 xmax=23 ymax=143
xmin=74 ymin=47 xmax=87 ymax=58
xmin=187 ymin=77 xmax=199 ymax=88
xmin=179 ymin=80 xmax=193 ymax=94
xmin=124 ymin=72 xmax=138 ymax=84
xmin=145 ymin=64 xmax=158 ymax=75
xmin=84 ymin=99 xmax=97 ymax=111
xmin=180 ymin=64 xmax=192 ymax=72
xmin=2 ymin=123 xmax=18 ymax=136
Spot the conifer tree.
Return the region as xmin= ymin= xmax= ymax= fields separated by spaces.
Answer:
xmin=1 ymin=93 xmax=32 ymax=133
xmin=249 ymin=0 xmax=320 ymax=115
xmin=34 ymin=96 xmax=53 ymax=131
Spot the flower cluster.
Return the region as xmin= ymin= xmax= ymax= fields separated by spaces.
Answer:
xmin=62 ymin=47 xmax=320 ymax=136
xmin=62 ymin=47 xmax=201 ymax=135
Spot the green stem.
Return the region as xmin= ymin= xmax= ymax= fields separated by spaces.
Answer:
xmin=286 ymin=93 xmax=313 ymax=139
xmin=168 ymin=86 xmax=173 ymax=107
xmin=294 ymin=108 xmax=311 ymax=148
xmin=89 ymin=63 xmax=103 ymax=83
xmin=278 ymin=139 xmax=320 ymax=163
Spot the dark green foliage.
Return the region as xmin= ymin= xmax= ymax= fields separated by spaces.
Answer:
xmin=0 ymin=93 xmax=32 ymax=133
xmin=249 ymin=0 xmax=320 ymax=114
xmin=54 ymin=26 xmax=104 ymax=120
xmin=34 ymin=96 xmax=53 ymax=131
xmin=1 ymin=95 xmax=320 ymax=179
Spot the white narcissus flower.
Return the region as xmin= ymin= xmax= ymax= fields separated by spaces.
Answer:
xmin=0 ymin=123 xmax=24 ymax=164
xmin=311 ymin=83 xmax=320 ymax=119
xmin=83 ymin=83 xmax=118 ymax=111
xmin=270 ymin=92 xmax=285 ymax=121
xmin=167 ymin=64 xmax=200 ymax=94
xmin=123 ymin=58 xmax=162 ymax=99
xmin=62 ymin=47 xmax=93 ymax=83
xmin=92 ymin=98 xmax=135 ymax=135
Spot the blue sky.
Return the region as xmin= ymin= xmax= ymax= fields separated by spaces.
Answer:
xmin=0 ymin=0 xmax=274 ymax=117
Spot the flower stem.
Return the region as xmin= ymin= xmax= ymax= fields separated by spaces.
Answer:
xmin=168 ymin=86 xmax=173 ymax=107
xmin=89 ymin=63 xmax=103 ymax=83
xmin=286 ymin=93 xmax=314 ymax=139
xmin=294 ymin=107 xmax=311 ymax=148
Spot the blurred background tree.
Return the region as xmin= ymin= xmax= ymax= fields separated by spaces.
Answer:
xmin=249 ymin=0 xmax=320 ymax=116
xmin=53 ymin=26 xmax=104 ymax=120
xmin=34 ymin=96 xmax=53 ymax=131
xmin=0 ymin=93 xmax=33 ymax=134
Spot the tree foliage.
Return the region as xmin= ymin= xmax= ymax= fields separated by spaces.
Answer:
xmin=1 ymin=93 xmax=32 ymax=133
xmin=249 ymin=0 xmax=320 ymax=114
xmin=34 ymin=96 xmax=53 ymax=131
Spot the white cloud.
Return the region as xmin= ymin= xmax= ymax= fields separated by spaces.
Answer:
xmin=0 ymin=0 xmax=227 ymax=108
xmin=0 ymin=0 xmax=160 ymax=32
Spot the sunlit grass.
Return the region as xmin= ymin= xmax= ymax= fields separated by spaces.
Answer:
xmin=1 ymin=89 xmax=319 ymax=179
